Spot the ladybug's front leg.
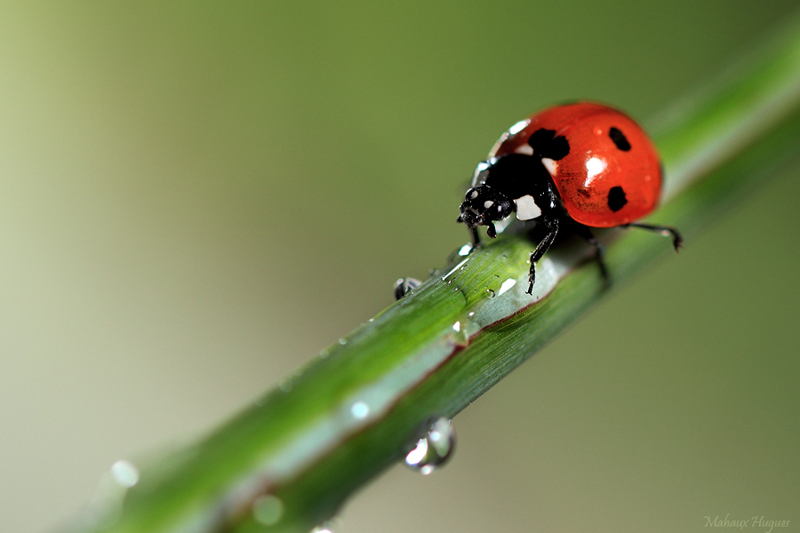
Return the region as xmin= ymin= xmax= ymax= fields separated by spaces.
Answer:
xmin=527 ymin=217 xmax=559 ymax=295
xmin=469 ymin=226 xmax=481 ymax=247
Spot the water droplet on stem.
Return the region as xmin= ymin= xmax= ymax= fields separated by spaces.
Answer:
xmin=404 ymin=417 xmax=455 ymax=475
xmin=394 ymin=277 xmax=421 ymax=300
xmin=252 ymin=495 xmax=284 ymax=526
xmin=311 ymin=519 xmax=340 ymax=533
xmin=350 ymin=401 xmax=370 ymax=419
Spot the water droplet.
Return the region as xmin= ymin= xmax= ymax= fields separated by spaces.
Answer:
xmin=338 ymin=338 xmax=347 ymax=345
xmin=110 ymin=460 xmax=139 ymax=488
xmin=468 ymin=312 xmax=475 ymax=318
xmin=404 ymin=417 xmax=455 ymax=475
xmin=497 ymin=278 xmax=517 ymax=296
xmin=486 ymin=289 xmax=495 ymax=298
xmin=350 ymin=401 xmax=369 ymax=419
xmin=252 ymin=495 xmax=284 ymax=526
xmin=310 ymin=519 xmax=340 ymax=533
xmin=394 ymin=277 xmax=421 ymax=300
xmin=452 ymin=321 xmax=461 ymax=333
xmin=457 ymin=243 xmax=473 ymax=256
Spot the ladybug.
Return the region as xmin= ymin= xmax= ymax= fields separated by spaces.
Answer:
xmin=457 ymin=102 xmax=681 ymax=294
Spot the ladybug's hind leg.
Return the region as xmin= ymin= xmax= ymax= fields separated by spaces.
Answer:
xmin=623 ymin=222 xmax=683 ymax=251
xmin=575 ymin=225 xmax=610 ymax=287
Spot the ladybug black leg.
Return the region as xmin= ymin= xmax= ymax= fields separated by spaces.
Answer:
xmin=470 ymin=226 xmax=481 ymax=247
xmin=527 ymin=218 xmax=559 ymax=295
xmin=457 ymin=214 xmax=482 ymax=247
xmin=623 ymin=222 xmax=683 ymax=251
xmin=575 ymin=225 xmax=610 ymax=286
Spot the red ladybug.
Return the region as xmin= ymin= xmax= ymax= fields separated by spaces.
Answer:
xmin=457 ymin=102 xmax=681 ymax=294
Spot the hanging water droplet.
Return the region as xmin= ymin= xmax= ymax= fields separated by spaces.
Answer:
xmin=486 ymin=288 xmax=496 ymax=298
xmin=338 ymin=338 xmax=347 ymax=345
xmin=252 ymin=494 xmax=284 ymax=526
xmin=404 ymin=417 xmax=455 ymax=475
xmin=457 ymin=243 xmax=473 ymax=256
xmin=278 ymin=378 xmax=293 ymax=393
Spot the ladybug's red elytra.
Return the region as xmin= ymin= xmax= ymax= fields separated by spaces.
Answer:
xmin=457 ymin=102 xmax=681 ymax=294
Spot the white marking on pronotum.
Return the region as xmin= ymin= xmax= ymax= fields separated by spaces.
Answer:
xmin=514 ymin=144 xmax=533 ymax=156
xmin=483 ymin=200 xmax=494 ymax=209
xmin=514 ymin=195 xmax=542 ymax=221
xmin=471 ymin=160 xmax=492 ymax=187
xmin=541 ymin=157 xmax=557 ymax=177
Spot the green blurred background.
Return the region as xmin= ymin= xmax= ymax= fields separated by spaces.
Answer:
xmin=1 ymin=2 xmax=799 ymax=532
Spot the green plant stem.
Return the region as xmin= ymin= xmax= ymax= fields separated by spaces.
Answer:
xmin=68 ymin=13 xmax=800 ymax=533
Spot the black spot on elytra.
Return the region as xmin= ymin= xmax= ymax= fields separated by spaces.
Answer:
xmin=609 ymin=127 xmax=631 ymax=151
xmin=608 ymin=186 xmax=627 ymax=212
xmin=528 ymin=128 xmax=570 ymax=160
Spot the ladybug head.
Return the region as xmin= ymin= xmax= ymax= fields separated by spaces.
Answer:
xmin=457 ymin=185 xmax=514 ymax=238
